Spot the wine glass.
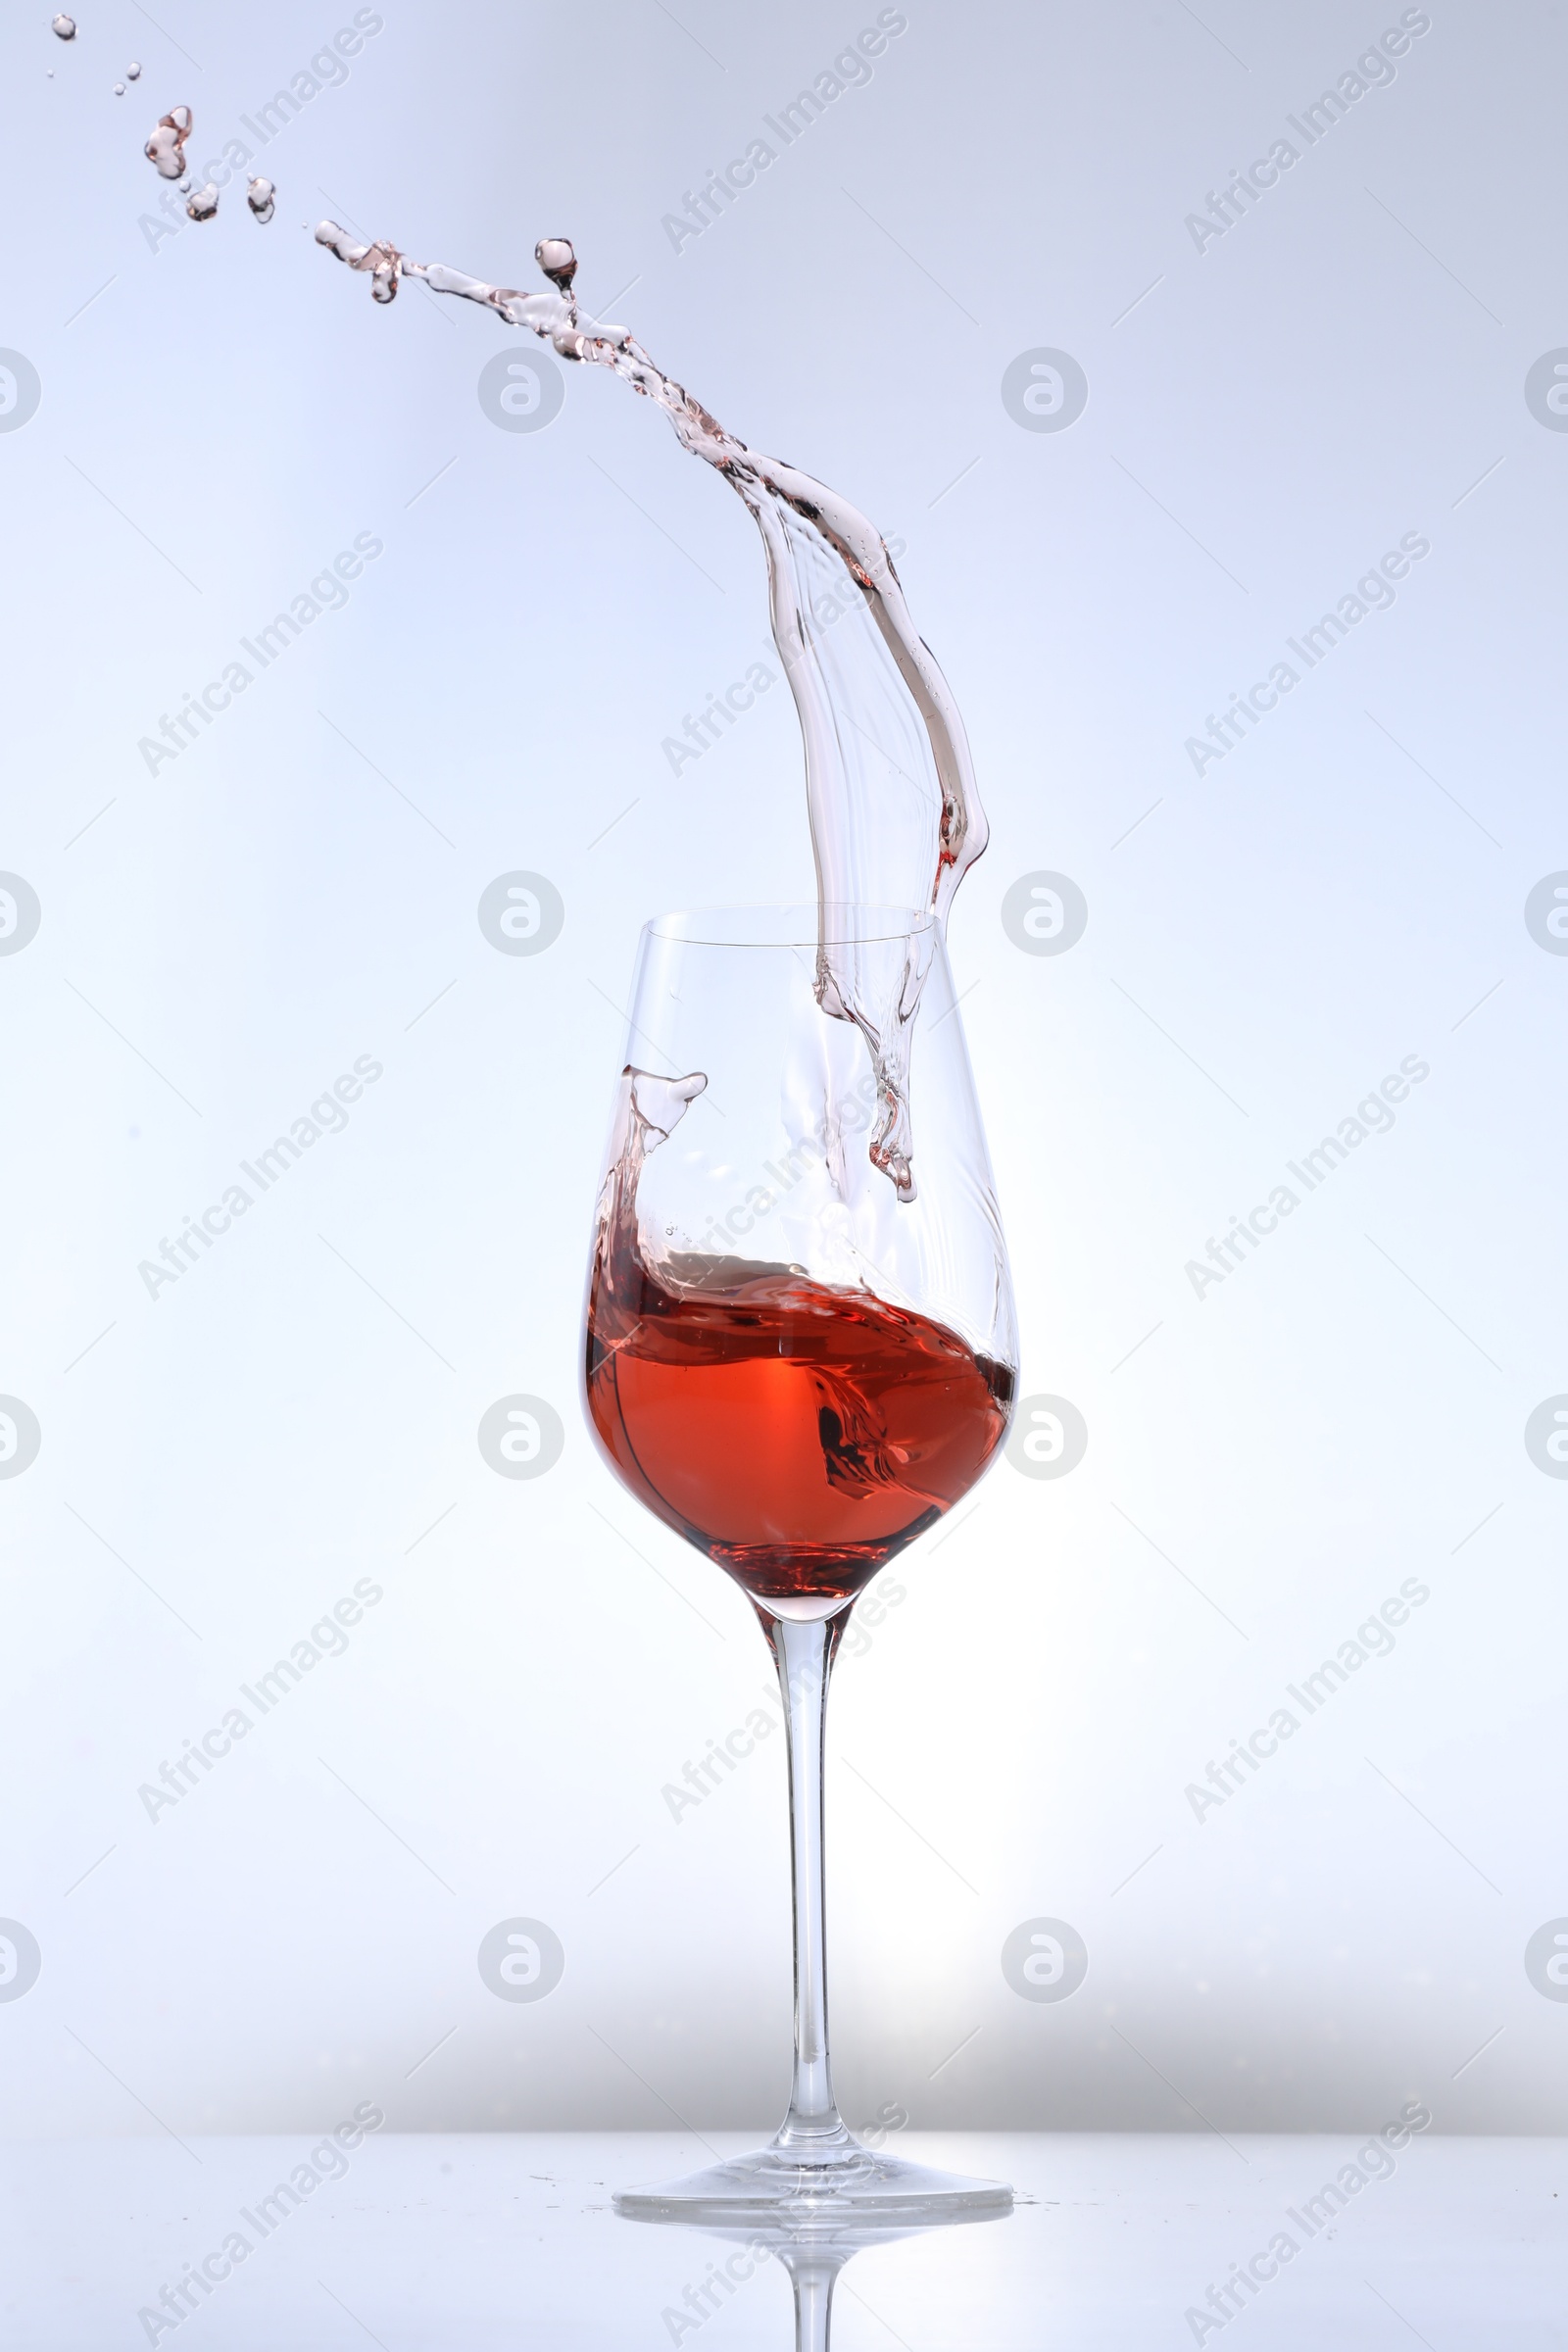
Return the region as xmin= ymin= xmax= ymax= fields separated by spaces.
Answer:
xmin=583 ymin=905 xmax=1018 ymax=2219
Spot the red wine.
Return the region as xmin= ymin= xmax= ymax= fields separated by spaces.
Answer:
xmin=586 ymin=1206 xmax=1013 ymax=1609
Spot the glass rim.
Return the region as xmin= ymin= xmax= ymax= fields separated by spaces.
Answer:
xmin=643 ymin=903 xmax=937 ymax=950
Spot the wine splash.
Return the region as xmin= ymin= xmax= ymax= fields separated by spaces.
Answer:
xmin=142 ymin=112 xmax=273 ymax=223
xmin=315 ymin=224 xmax=989 ymax=1200
xmin=585 ymin=1069 xmax=1011 ymax=1607
xmin=145 ymin=105 xmax=190 ymax=179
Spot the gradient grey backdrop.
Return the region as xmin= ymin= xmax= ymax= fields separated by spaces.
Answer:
xmin=1 ymin=0 xmax=1562 ymax=2139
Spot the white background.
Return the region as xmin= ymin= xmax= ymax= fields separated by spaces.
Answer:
xmin=1 ymin=0 xmax=1563 ymax=2143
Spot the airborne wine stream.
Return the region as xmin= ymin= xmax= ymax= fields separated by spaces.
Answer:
xmin=316 ymin=224 xmax=988 ymax=1198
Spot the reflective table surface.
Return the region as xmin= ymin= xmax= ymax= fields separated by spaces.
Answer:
xmin=3 ymin=2131 xmax=1559 ymax=2346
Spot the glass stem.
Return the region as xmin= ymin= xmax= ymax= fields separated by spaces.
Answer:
xmin=776 ymin=2246 xmax=846 ymax=2351
xmin=766 ymin=1611 xmax=852 ymax=2154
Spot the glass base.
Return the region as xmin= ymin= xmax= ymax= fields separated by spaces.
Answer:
xmin=613 ymin=2134 xmax=1014 ymax=2224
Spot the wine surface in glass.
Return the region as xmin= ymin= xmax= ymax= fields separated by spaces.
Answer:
xmin=586 ymin=1206 xmax=1013 ymax=1607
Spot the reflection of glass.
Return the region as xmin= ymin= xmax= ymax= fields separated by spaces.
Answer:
xmin=622 ymin=2209 xmax=1012 ymax=2350
xmin=584 ymin=907 xmax=1017 ymax=2218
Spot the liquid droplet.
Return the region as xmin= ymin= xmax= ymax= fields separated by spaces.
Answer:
xmin=145 ymin=106 xmax=191 ymax=178
xmin=113 ymin=81 xmax=124 ymax=95
xmin=246 ymin=176 xmax=275 ymax=223
xmin=315 ymin=220 xmax=402 ymax=303
xmin=185 ymin=181 xmax=217 ymax=221
xmin=51 ymin=14 xmax=75 ymax=39
xmin=126 ymin=60 xmax=140 ymax=78
xmin=535 ymin=237 xmax=576 ymax=292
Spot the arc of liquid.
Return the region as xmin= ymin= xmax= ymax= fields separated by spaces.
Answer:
xmin=317 ymin=225 xmax=990 ymax=1198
